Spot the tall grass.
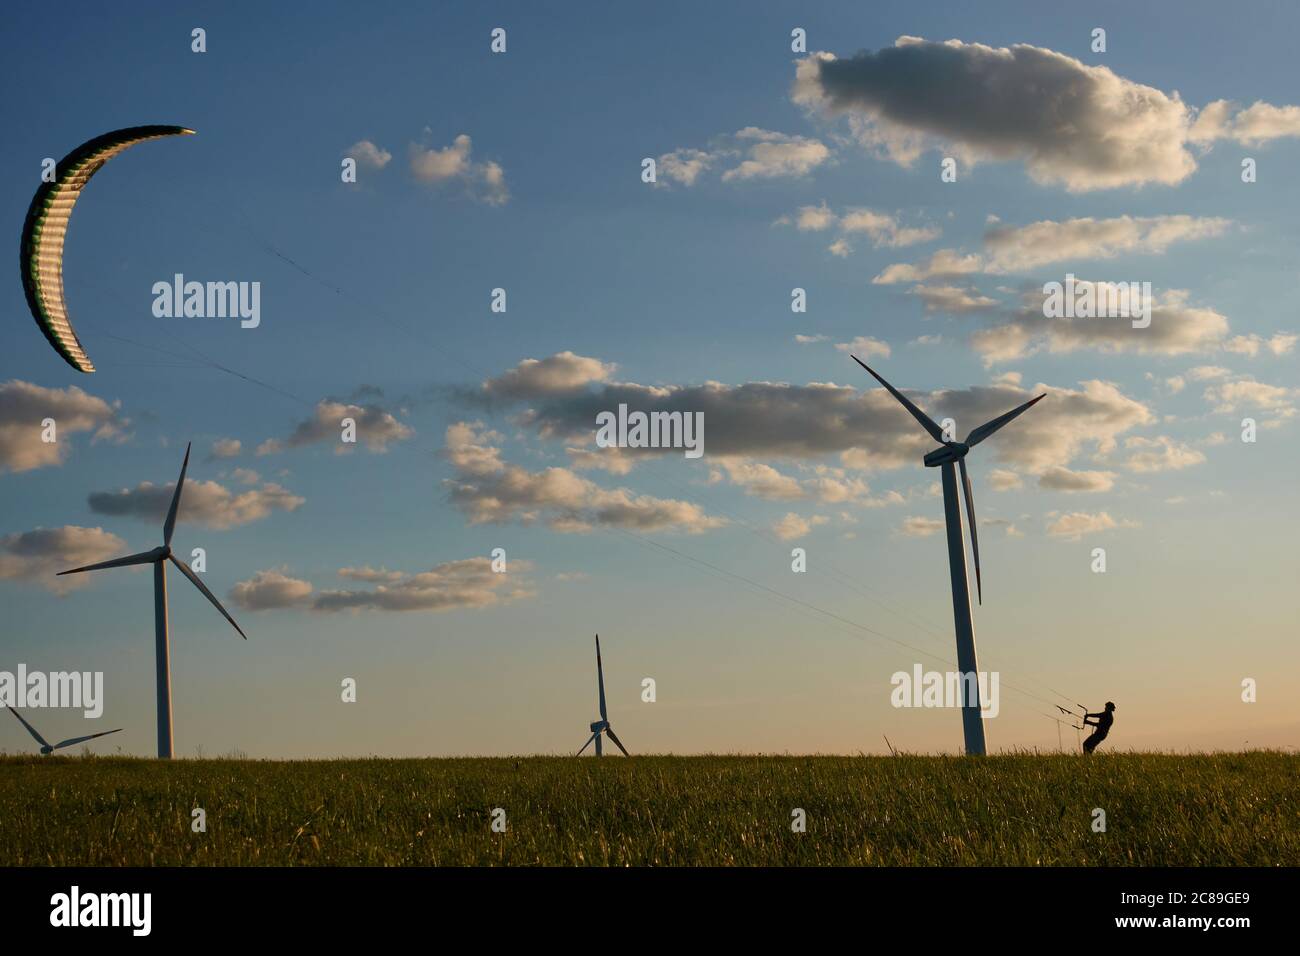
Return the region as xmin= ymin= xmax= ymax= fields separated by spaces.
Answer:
xmin=0 ymin=752 xmax=1294 ymax=866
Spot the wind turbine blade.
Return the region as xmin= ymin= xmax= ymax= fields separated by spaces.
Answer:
xmin=964 ymin=394 xmax=1046 ymax=447
xmin=595 ymin=634 xmax=607 ymax=721
xmin=168 ymin=555 xmax=247 ymax=639
xmin=604 ymin=726 xmax=630 ymax=757
xmin=58 ymin=549 xmax=158 ymax=575
xmin=52 ymin=728 xmax=123 ymax=750
xmin=958 ymin=458 xmax=982 ymax=605
xmin=162 ymin=442 xmax=192 ymax=546
xmin=576 ymin=731 xmax=598 ymax=756
xmin=850 ymin=356 xmax=946 ymax=444
xmin=6 ymin=707 xmax=50 ymax=748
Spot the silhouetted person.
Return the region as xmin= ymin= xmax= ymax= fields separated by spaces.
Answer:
xmin=1081 ymin=701 xmax=1116 ymax=753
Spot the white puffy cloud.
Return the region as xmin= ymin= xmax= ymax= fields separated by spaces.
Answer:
xmin=1190 ymin=100 xmax=1300 ymax=146
xmin=257 ymin=399 xmax=414 ymax=455
xmin=1122 ymin=436 xmax=1206 ymax=473
xmin=773 ymin=512 xmax=828 ymax=541
xmin=409 ymin=134 xmax=509 ymax=205
xmin=344 ymin=139 xmax=392 ymax=169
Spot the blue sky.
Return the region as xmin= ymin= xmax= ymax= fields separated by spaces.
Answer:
xmin=2 ymin=1 xmax=1297 ymax=756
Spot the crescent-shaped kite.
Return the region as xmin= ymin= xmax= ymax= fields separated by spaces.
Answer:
xmin=19 ymin=125 xmax=195 ymax=373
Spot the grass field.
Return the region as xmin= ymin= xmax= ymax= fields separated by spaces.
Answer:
xmin=1 ymin=751 xmax=1295 ymax=866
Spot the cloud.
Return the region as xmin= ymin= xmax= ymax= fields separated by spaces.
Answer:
xmin=875 ymin=215 xmax=1231 ymax=285
xmin=464 ymin=352 xmax=1154 ymax=478
xmin=834 ymin=336 xmax=891 ymax=360
xmin=312 ymin=557 xmax=534 ymax=613
xmin=1047 ymin=511 xmax=1138 ymax=540
xmin=778 ymin=203 xmax=940 ymax=251
xmin=911 ymin=284 xmax=997 ymax=314
xmin=0 ymin=380 xmax=127 ymax=474
xmin=257 ymin=400 xmax=414 ymax=455
xmin=987 ymin=468 xmax=1023 ymax=491
xmin=794 ymin=334 xmax=829 ymax=345
xmin=1122 ymin=436 xmax=1206 ymax=473
xmin=88 ymin=478 xmax=304 ymax=529
xmin=657 ymin=148 xmax=715 ymax=186
xmin=208 ymin=438 xmax=241 ymax=460
xmin=873 ymin=249 xmax=982 ymax=285
xmin=1204 ymin=378 xmax=1297 ymax=418
xmin=408 ymin=134 xmax=509 ymax=205
xmin=0 ymin=526 xmax=128 ymax=593
xmin=1190 ymin=100 xmax=1300 ymax=146
xmin=228 ymin=569 xmax=314 ymax=610
xmin=442 ymin=423 xmax=726 ymax=534
xmin=1037 ymin=466 xmax=1116 ymax=492
xmin=794 ymin=37 xmax=1203 ymax=191
xmin=344 ymin=139 xmax=392 ymax=169
xmin=971 ymin=286 xmax=1231 ymax=364
xmin=715 ymin=459 xmax=902 ymax=508
xmin=231 ymin=559 xmax=536 ymax=614
xmin=658 ymin=128 xmax=830 ymax=186
xmin=898 ymin=516 xmax=945 ymax=537
xmin=773 ymin=512 xmax=828 ymax=541
xmin=1222 ymin=332 xmax=1298 ymax=357
xmin=981 ymin=215 xmax=1231 ymax=272
xmin=481 ymin=352 xmax=616 ymax=401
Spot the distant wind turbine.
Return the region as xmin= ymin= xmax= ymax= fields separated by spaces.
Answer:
xmin=576 ymin=635 xmax=629 ymax=757
xmin=58 ymin=442 xmax=246 ymax=758
xmin=7 ymin=707 xmax=121 ymax=755
xmin=852 ymin=357 xmax=1044 ymax=756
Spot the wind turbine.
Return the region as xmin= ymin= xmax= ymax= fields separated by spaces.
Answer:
xmin=57 ymin=443 xmax=246 ymax=758
xmin=852 ymin=357 xmax=1044 ymax=756
xmin=7 ymin=707 xmax=122 ymax=755
xmin=576 ymin=634 xmax=629 ymax=757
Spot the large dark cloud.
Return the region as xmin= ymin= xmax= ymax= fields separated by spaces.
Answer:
xmin=794 ymin=37 xmax=1202 ymax=190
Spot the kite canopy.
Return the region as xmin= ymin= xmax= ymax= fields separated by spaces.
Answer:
xmin=19 ymin=125 xmax=195 ymax=373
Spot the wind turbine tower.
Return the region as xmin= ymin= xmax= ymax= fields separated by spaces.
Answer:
xmin=58 ymin=443 xmax=246 ymax=758
xmin=852 ymin=357 xmax=1044 ymax=755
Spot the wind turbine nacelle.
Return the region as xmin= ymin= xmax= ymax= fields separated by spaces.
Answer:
xmin=40 ymin=746 xmax=54 ymax=756
xmin=924 ymin=443 xmax=969 ymax=467
xmin=590 ymin=720 xmax=608 ymax=733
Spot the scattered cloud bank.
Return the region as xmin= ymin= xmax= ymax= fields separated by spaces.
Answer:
xmin=229 ymin=558 xmax=535 ymax=614
xmin=443 ymin=422 xmax=725 ymax=534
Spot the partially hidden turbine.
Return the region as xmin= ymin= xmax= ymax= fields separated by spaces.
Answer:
xmin=58 ymin=442 xmax=246 ymax=758
xmin=6 ymin=706 xmax=122 ymax=755
xmin=852 ymin=357 xmax=1044 ymax=756
xmin=576 ymin=634 xmax=629 ymax=757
